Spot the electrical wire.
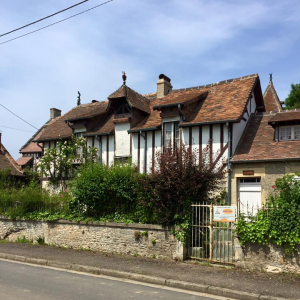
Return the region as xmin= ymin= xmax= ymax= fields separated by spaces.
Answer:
xmin=0 ymin=104 xmax=39 ymax=130
xmin=0 ymin=0 xmax=90 ymax=38
xmin=0 ymin=125 xmax=35 ymax=133
xmin=0 ymin=0 xmax=113 ymax=46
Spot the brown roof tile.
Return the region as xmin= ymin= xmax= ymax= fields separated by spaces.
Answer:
xmin=36 ymin=101 xmax=108 ymax=141
xmin=232 ymin=113 xmax=300 ymax=162
xmin=109 ymin=85 xmax=150 ymax=114
xmin=0 ymin=144 xmax=24 ymax=176
xmin=16 ymin=156 xmax=33 ymax=166
xmin=85 ymin=114 xmax=115 ymax=136
xmin=268 ymin=110 xmax=300 ymax=124
xmin=263 ymin=81 xmax=282 ymax=112
xmin=131 ymin=74 xmax=260 ymax=131
xmin=153 ymin=90 xmax=208 ymax=109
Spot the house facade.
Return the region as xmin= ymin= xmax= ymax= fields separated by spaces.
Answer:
xmin=34 ymin=73 xmax=266 ymax=203
xmin=231 ymin=78 xmax=300 ymax=215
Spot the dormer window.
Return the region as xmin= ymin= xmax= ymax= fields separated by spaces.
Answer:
xmin=279 ymin=125 xmax=300 ymax=141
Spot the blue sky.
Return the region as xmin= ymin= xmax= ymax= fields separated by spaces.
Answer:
xmin=1 ymin=0 xmax=300 ymax=159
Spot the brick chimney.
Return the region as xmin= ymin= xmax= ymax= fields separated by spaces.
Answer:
xmin=157 ymin=74 xmax=172 ymax=98
xmin=50 ymin=108 xmax=61 ymax=120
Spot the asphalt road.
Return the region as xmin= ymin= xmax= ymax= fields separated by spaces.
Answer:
xmin=0 ymin=260 xmax=233 ymax=300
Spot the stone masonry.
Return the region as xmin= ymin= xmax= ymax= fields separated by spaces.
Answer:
xmin=0 ymin=218 xmax=178 ymax=260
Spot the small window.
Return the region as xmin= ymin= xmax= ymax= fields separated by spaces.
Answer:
xmin=279 ymin=126 xmax=300 ymax=141
xmin=164 ymin=121 xmax=180 ymax=148
xmin=240 ymin=178 xmax=261 ymax=183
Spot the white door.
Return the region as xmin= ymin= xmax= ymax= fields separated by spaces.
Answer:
xmin=238 ymin=178 xmax=261 ymax=217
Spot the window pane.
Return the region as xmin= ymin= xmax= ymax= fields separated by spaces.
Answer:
xmin=164 ymin=122 xmax=173 ymax=147
xmin=279 ymin=127 xmax=292 ymax=141
xmin=174 ymin=122 xmax=180 ymax=147
xmin=294 ymin=126 xmax=300 ymax=140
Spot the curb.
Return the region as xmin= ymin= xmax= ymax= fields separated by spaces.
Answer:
xmin=0 ymin=253 xmax=290 ymax=300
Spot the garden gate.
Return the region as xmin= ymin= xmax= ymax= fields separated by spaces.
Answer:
xmin=188 ymin=202 xmax=236 ymax=264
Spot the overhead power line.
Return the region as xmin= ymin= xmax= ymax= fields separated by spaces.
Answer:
xmin=0 ymin=0 xmax=90 ymax=38
xmin=0 ymin=104 xmax=39 ymax=130
xmin=0 ymin=125 xmax=35 ymax=133
xmin=0 ymin=0 xmax=114 ymax=46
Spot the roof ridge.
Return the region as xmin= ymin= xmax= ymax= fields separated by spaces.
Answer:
xmin=275 ymin=108 xmax=300 ymax=113
xmin=172 ymin=74 xmax=258 ymax=93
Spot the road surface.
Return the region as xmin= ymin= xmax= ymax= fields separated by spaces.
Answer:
xmin=0 ymin=260 xmax=234 ymax=300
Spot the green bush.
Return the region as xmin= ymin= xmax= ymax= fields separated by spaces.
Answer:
xmin=70 ymin=162 xmax=153 ymax=222
xmin=236 ymin=173 xmax=300 ymax=250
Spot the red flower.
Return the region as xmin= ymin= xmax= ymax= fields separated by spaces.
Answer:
xmin=272 ymin=185 xmax=275 ymax=189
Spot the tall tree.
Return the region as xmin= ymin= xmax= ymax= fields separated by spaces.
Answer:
xmin=284 ymin=83 xmax=300 ymax=109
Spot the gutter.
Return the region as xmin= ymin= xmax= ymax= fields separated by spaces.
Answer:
xmin=226 ymin=122 xmax=232 ymax=205
xmin=178 ymin=104 xmax=185 ymax=121
xmin=231 ymin=157 xmax=300 ymax=164
xmin=128 ymin=126 xmax=160 ymax=134
xmin=179 ymin=119 xmax=238 ymax=128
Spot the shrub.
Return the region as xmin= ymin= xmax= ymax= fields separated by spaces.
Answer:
xmin=70 ymin=162 xmax=151 ymax=221
xmin=236 ymin=173 xmax=300 ymax=250
xmin=139 ymin=144 xmax=224 ymax=226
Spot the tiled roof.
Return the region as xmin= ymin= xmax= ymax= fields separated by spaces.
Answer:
xmin=85 ymin=114 xmax=115 ymax=136
xmin=263 ymin=81 xmax=282 ymax=112
xmin=36 ymin=101 xmax=108 ymax=141
xmin=16 ymin=156 xmax=33 ymax=166
xmin=19 ymin=116 xmax=60 ymax=153
xmin=232 ymin=113 xmax=300 ymax=162
xmin=153 ymin=90 xmax=208 ymax=109
xmin=0 ymin=143 xmax=24 ymax=176
xmin=268 ymin=110 xmax=300 ymax=124
xmin=130 ymin=101 xmax=162 ymax=132
xmin=131 ymin=74 xmax=260 ymax=131
xmin=109 ymin=85 xmax=151 ymax=114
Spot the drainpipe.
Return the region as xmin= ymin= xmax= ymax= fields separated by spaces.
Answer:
xmin=226 ymin=122 xmax=232 ymax=205
xmin=178 ymin=104 xmax=185 ymax=121
xmin=140 ymin=131 xmax=147 ymax=173
xmin=96 ymin=135 xmax=102 ymax=164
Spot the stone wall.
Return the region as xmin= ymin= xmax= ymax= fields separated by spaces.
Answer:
xmin=0 ymin=218 xmax=181 ymax=260
xmin=235 ymin=241 xmax=300 ymax=273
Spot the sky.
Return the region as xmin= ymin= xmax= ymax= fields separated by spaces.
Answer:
xmin=1 ymin=0 xmax=300 ymax=159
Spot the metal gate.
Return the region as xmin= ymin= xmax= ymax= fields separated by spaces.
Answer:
xmin=189 ymin=202 xmax=236 ymax=264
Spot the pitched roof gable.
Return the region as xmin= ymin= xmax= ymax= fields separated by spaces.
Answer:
xmin=0 ymin=143 xmax=24 ymax=176
xmin=109 ymin=85 xmax=150 ymax=114
xmin=263 ymin=80 xmax=282 ymax=112
xmin=232 ymin=112 xmax=300 ymax=162
xmin=36 ymin=101 xmax=108 ymax=141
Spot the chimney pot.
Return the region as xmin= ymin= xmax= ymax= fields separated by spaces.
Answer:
xmin=157 ymin=74 xmax=172 ymax=98
xmin=50 ymin=108 xmax=61 ymax=120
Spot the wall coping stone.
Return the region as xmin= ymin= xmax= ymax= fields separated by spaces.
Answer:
xmin=0 ymin=217 xmax=178 ymax=231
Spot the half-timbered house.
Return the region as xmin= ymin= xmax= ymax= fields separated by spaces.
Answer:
xmin=34 ymin=73 xmax=266 ymax=203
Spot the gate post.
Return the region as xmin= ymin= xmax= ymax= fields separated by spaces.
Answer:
xmin=209 ymin=203 xmax=213 ymax=262
xmin=175 ymin=240 xmax=188 ymax=261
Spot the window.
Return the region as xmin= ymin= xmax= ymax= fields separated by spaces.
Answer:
xmin=164 ymin=121 xmax=179 ymax=148
xmin=279 ymin=126 xmax=300 ymax=141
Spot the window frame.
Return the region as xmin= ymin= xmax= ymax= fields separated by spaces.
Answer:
xmin=163 ymin=120 xmax=180 ymax=149
xmin=279 ymin=125 xmax=300 ymax=141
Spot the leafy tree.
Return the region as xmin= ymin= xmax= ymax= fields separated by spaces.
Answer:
xmin=38 ymin=135 xmax=98 ymax=190
xmin=284 ymin=83 xmax=300 ymax=109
